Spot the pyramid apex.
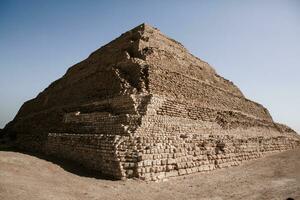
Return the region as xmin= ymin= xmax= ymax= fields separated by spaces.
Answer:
xmin=140 ymin=23 xmax=154 ymax=28
xmin=133 ymin=23 xmax=159 ymax=32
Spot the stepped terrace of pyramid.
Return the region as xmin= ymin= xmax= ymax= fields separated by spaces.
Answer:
xmin=3 ymin=23 xmax=299 ymax=180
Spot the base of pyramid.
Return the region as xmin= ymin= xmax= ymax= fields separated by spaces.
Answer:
xmin=44 ymin=132 xmax=299 ymax=181
xmin=39 ymin=94 xmax=300 ymax=181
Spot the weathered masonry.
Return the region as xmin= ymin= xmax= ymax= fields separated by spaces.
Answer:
xmin=4 ymin=24 xmax=299 ymax=181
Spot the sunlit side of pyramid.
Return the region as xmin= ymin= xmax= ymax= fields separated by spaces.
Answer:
xmin=4 ymin=24 xmax=299 ymax=180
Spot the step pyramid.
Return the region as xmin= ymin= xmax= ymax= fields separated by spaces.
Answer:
xmin=4 ymin=23 xmax=299 ymax=180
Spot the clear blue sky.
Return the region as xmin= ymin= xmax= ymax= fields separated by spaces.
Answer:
xmin=0 ymin=0 xmax=299 ymax=132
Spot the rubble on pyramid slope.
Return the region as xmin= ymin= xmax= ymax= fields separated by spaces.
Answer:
xmin=3 ymin=23 xmax=299 ymax=180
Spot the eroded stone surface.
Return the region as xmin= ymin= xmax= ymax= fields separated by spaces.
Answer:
xmin=3 ymin=23 xmax=300 ymax=180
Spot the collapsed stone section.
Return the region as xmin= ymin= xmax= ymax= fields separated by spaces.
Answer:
xmin=3 ymin=23 xmax=299 ymax=180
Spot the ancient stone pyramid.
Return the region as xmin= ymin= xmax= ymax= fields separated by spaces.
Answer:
xmin=4 ymin=23 xmax=299 ymax=180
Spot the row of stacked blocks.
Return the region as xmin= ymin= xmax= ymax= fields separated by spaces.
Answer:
xmin=132 ymin=135 xmax=298 ymax=180
xmin=44 ymin=96 xmax=300 ymax=181
xmin=46 ymin=133 xmax=299 ymax=181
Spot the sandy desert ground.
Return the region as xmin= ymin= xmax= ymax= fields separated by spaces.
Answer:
xmin=0 ymin=149 xmax=299 ymax=200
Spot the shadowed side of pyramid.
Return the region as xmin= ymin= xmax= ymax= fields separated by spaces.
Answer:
xmin=3 ymin=23 xmax=299 ymax=180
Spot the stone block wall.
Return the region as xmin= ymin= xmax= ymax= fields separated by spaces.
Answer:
xmin=43 ymin=94 xmax=299 ymax=181
xmin=130 ymin=95 xmax=299 ymax=180
xmin=46 ymin=133 xmax=141 ymax=179
xmin=133 ymin=134 xmax=298 ymax=181
xmin=46 ymin=133 xmax=122 ymax=178
xmin=148 ymin=69 xmax=272 ymax=121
